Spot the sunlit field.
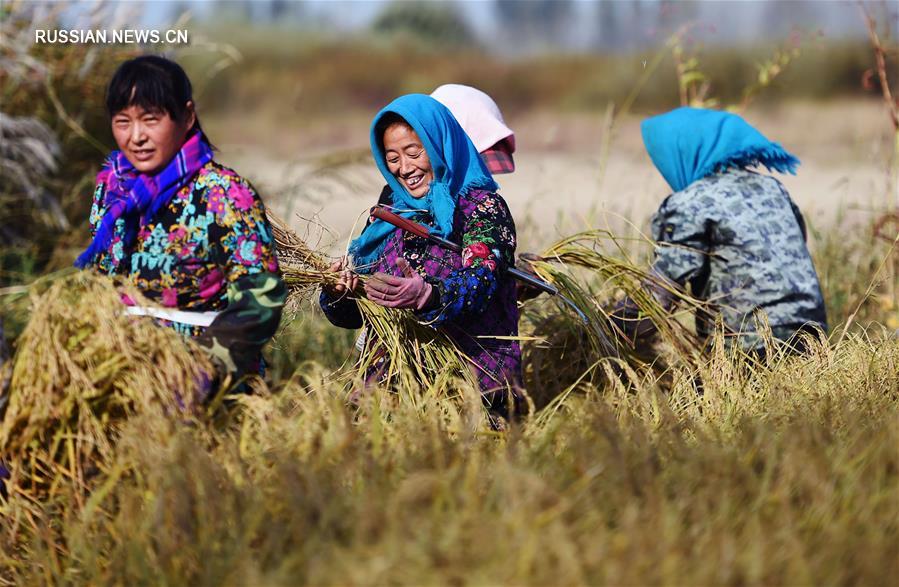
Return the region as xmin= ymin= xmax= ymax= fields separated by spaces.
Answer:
xmin=2 ymin=2 xmax=897 ymax=584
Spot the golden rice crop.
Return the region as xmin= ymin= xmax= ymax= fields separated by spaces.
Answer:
xmin=2 ymin=330 xmax=896 ymax=586
xmin=271 ymin=216 xmax=711 ymax=407
xmin=518 ymin=230 xmax=708 ymax=409
xmin=535 ymin=229 xmax=704 ymax=358
xmin=1 ymin=222 xmax=896 ymax=585
xmin=0 ymin=272 xmax=214 ymax=505
xmin=269 ymin=213 xmax=480 ymax=394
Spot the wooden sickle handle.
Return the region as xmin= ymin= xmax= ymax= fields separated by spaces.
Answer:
xmin=370 ymin=207 xmax=432 ymax=240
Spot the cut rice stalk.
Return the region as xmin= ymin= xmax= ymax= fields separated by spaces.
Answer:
xmin=270 ymin=213 xmax=479 ymax=395
xmin=0 ymin=272 xmax=214 ymax=502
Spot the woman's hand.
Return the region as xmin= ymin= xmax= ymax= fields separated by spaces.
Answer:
xmin=323 ymin=256 xmax=360 ymax=298
xmin=364 ymin=257 xmax=435 ymax=311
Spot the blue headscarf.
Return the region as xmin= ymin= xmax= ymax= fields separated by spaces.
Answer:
xmin=349 ymin=94 xmax=498 ymax=270
xmin=641 ymin=107 xmax=800 ymax=193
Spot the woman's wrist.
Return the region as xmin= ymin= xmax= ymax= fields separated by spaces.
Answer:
xmin=415 ymin=282 xmax=439 ymax=311
xmin=321 ymin=288 xmax=351 ymax=307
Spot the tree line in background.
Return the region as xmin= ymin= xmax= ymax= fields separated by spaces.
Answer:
xmin=187 ymin=0 xmax=888 ymax=53
xmin=0 ymin=0 xmax=895 ymax=289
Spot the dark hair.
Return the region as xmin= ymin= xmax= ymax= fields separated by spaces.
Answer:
xmin=106 ymin=55 xmax=203 ymax=134
xmin=374 ymin=111 xmax=412 ymax=153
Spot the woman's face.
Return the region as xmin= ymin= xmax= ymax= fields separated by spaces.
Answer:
xmin=383 ymin=122 xmax=433 ymax=198
xmin=111 ymin=102 xmax=195 ymax=175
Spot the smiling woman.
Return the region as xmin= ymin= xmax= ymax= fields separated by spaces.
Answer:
xmin=319 ymin=94 xmax=522 ymax=422
xmin=74 ymin=55 xmax=286 ymax=389
xmin=381 ymin=114 xmax=434 ymax=197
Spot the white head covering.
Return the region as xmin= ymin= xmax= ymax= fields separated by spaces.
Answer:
xmin=430 ymin=84 xmax=515 ymax=154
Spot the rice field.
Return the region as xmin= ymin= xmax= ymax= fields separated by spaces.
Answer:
xmin=1 ymin=318 xmax=897 ymax=585
xmin=1 ymin=211 xmax=897 ymax=585
xmin=4 ymin=99 xmax=898 ymax=587
xmin=2 ymin=4 xmax=898 ymax=584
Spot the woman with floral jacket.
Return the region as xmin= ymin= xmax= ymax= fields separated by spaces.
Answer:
xmin=76 ymin=55 xmax=285 ymax=384
xmin=319 ymin=94 xmax=521 ymax=418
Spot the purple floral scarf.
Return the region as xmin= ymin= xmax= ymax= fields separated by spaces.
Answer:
xmin=75 ymin=130 xmax=213 ymax=268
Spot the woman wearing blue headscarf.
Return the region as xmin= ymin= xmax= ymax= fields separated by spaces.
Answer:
xmin=615 ymin=107 xmax=827 ymax=356
xmin=319 ymin=94 xmax=522 ymax=417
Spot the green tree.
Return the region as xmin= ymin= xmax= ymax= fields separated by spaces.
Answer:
xmin=372 ymin=1 xmax=474 ymax=48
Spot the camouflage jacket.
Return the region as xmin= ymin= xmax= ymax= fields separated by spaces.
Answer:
xmin=650 ymin=167 xmax=827 ymax=350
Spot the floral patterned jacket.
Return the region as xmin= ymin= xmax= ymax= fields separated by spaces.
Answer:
xmin=87 ymin=160 xmax=286 ymax=377
xmin=320 ymin=188 xmax=521 ymax=395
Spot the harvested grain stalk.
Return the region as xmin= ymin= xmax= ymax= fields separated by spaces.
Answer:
xmin=269 ymin=213 xmax=479 ymax=394
xmin=537 ymin=230 xmax=703 ymax=359
xmin=0 ymin=272 xmax=214 ymax=502
xmin=518 ymin=230 xmax=705 ymax=405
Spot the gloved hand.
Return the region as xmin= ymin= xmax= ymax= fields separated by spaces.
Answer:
xmin=609 ymin=297 xmax=658 ymax=342
xmin=322 ymin=256 xmax=360 ymax=298
xmin=364 ymin=257 xmax=435 ymax=311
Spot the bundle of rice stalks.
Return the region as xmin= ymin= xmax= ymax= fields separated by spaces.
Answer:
xmin=269 ymin=214 xmax=478 ymax=395
xmin=268 ymin=211 xmax=337 ymax=299
xmin=0 ymin=272 xmax=214 ymax=505
xmin=541 ymin=230 xmax=703 ymax=356
xmin=520 ymin=230 xmax=705 ymax=406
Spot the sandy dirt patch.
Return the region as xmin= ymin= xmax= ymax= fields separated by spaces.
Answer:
xmin=209 ymin=99 xmax=896 ymax=255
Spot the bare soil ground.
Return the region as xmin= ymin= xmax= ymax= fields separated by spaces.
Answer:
xmin=209 ymin=99 xmax=895 ymax=254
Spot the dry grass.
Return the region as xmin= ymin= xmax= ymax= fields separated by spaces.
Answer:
xmin=1 ymin=327 xmax=897 ymax=585
xmin=0 ymin=273 xmax=214 ymax=509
